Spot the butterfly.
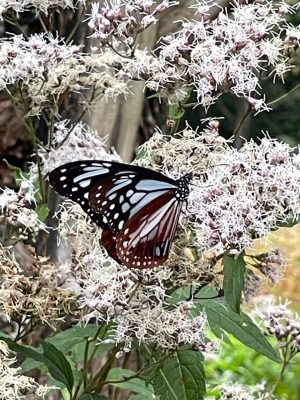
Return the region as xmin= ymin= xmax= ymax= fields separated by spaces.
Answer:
xmin=49 ymin=161 xmax=192 ymax=269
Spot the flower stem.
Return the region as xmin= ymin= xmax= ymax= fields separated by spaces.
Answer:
xmin=267 ymin=83 xmax=300 ymax=107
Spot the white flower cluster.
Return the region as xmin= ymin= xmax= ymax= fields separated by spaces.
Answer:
xmin=218 ymin=382 xmax=271 ymax=400
xmin=138 ymin=127 xmax=300 ymax=252
xmin=253 ymin=296 xmax=300 ymax=353
xmin=0 ymin=34 xmax=129 ymax=115
xmin=0 ymin=340 xmax=53 ymax=399
xmin=0 ymin=34 xmax=82 ymax=115
xmin=0 ymin=1 xmax=298 ymax=115
xmin=114 ymin=301 xmax=208 ymax=350
xmin=0 ymin=0 xmax=85 ymax=17
xmin=40 ymin=120 xmax=120 ymax=176
xmin=78 ymin=251 xmax=210 ymax=351
xmin=120 ymin=1 xmax=299 ymax=111
xmin=54 ymin=200 xmax=103 ymax=251
xmin=88 ymin=0 xmax=177 ymax=42
xmin=190 ymin=137 xmax=300 ymax=251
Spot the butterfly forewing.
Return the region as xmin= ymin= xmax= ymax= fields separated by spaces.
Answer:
xmin=49 ymin=160 xmax=191 ymax=269
xmin=49 ymin=161 xmax=115 ymax=228
xmin=89 ymin=175 xmax=177 ymax=233
xmin=116 ymin=191 xmax=183 ymax=268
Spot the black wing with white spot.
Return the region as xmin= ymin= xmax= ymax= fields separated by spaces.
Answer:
xmin=49 ymin=160 xmax=192 ymax=269
xmin=49 ymin=160 xmax=178 ymax=231
xmin=49 ymin=161 xmax=115 ymax=228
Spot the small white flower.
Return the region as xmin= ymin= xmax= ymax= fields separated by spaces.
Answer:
xmin=40 ymin=120 xmax=121 ymax=176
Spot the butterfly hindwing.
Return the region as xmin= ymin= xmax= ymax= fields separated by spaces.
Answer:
xmin=116 ymin=191 xmax=183 ymax=268
xmin=88 ymin=174 xmax=178 ymax=233
xmin=49 ymin=160 xmax=192 ymax=268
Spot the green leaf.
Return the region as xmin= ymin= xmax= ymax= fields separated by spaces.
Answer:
xmin=47 ymin=324 xmax=112 ymax=364
xmin=198 ymin=300 xmax=281 ymax=362
xmin=0 ymin=333 xmax=45 ymax=363
xmin=35 ymin=203 xmax=49 ymax=222
xmin=47 ymin=324 xmax=100 ymax=353
xmin=42 ymin=342 xmax=74 ymax=394
xmin=223 ymin=251 xmax=246 ymax=313
xmin=152 ymin=350 xmax=206 ymax=400
xmin=78 ymin=395 xmax=108 ymax=400
xmin=194 ymin=286 xmax=220 ymax=299
xmin=107 ymin=368 xmax=155 ymax=397
xmin=19 ymin=357 xmax=44 ymax=374
xmin=130 ymin=394 xmax=160 ymax=400
xmin=134 ymin=146 xmax=148 ymax=161
xmin=2 ymin=159 xmax=29 ymax=185
xmin=168 ymin=287 xmax=191 ymax=304
xmin=168 ymin=104 xmax=185 ymax=120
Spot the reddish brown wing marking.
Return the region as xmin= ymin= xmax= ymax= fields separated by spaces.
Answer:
xmin=88 ymin=179 xmax=117 ymax=230
xmin=116 ymin=191 xmax=182 ymax=269
xmin=101 ymin=228 xmax=120 ymax=263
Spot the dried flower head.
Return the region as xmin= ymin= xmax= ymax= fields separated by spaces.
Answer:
xmin=0 ymin=177 xmax=46 ymax=240
xmin=0 ymin=245 xmax=79 ymax=328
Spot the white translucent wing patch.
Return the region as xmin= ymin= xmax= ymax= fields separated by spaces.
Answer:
xmin=135 ymin=180 xmax=177 ymax=191
xmin=116 ymin=192 xmax=183 ymax=269
xmin=73 ymin=167 xmax=110 ymax=183
xmin=89 ymin=174 xmax=178 ymax=233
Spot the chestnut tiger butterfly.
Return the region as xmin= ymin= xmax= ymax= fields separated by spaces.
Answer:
xmin=49 ymin=161 xmax=192 ymax=269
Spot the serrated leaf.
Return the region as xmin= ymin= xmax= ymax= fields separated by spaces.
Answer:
xmin=152 ymin=350 xmax=206 ymax=400
xmin=107 ymin=368 xmax=154 ymax=397
xmin=198 ymin=300 xmax=281 ymax=362
xmin=35 ymin=203 xmax=49 ymax=222
xmin=223 ymin=251 xmax=246 ymax=313
xmin=42 ymin=342 xmax=74 ymax=394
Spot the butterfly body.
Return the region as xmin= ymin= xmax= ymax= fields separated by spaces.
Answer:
xmin=49 ymin=161 xmax=192 ymax=268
